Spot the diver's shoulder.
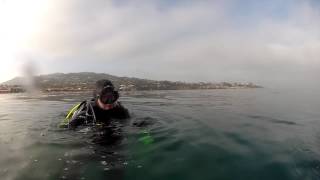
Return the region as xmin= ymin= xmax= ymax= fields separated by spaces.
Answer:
xmin=113 ymin=101 xmax=130 ymax=118
xmin=114 ymin=101 xmax=127 ymax=109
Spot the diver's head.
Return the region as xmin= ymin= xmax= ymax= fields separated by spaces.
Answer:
xmin=94 ymin=79 xmax=119 ymax=109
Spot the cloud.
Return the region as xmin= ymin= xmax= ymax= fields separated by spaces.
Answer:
xmin=5 ymin=0 xmax=320 ymax=87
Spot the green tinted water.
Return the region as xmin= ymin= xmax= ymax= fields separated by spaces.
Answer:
xmin=0 ymin=89 xmax=320 ymax=180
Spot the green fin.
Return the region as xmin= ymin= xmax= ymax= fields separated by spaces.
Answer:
xmin=138 ymin=130 xmax=154 ymax=145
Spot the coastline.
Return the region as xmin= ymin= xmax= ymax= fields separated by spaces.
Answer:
xmin=0 ymin=86 xmax=262 ymax=94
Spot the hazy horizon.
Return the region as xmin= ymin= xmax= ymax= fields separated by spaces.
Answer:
xmin=0 ymin=0 xmax=319 ymax=89
xmin=0 ymin=71 xmax=264 ymax=84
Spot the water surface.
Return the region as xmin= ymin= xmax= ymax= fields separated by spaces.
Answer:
xmin=0 ymin=89 xmax=320 ymax=180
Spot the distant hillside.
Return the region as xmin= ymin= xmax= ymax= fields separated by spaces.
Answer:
xmin=2 ymin=72 xmax=262 ymax=92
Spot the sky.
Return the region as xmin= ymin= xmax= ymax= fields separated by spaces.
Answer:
xmin=0 ymin=0 xmax=319 ymax=88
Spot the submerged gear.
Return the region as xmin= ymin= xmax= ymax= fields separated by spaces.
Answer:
xmin=138 ymin=130 xmax=154 ymax=145
xmin=60 ymin=100 xmax=97 ymax=128
xmin=59 ymin=79 xmax=129 ymax=129
xmin=59 ymin=99 xmax=129 ymax=129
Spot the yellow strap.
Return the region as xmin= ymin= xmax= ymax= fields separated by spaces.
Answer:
xmin=58 ymin=103 xmax=82 ymax=128
xmin=66 ymin=103 xmax=82 ymax=120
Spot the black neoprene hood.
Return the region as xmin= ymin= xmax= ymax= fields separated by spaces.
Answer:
xmin=93 ymin=79 xmax=114 ymax=97
xmin=93 ymin=79 xmax=119 ymax=104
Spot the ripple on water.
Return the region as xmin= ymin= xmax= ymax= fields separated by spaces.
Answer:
xmin=1 ymin=90 xmax=320 ymax=180
xmin=248 ymin=115 xmax=298 ymax=126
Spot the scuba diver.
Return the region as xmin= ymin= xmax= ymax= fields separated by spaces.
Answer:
xmin=60 ymin=79 xmax=130 ymax=129
xmin=59 ymin=79 xmax=153 ymax=146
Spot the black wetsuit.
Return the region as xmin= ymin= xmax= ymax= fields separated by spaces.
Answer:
xmin=68 ymin=99 xmax=130 ymax=129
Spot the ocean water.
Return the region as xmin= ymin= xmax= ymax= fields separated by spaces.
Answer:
xmin=0 ymin=89 xmax=320 ymax=180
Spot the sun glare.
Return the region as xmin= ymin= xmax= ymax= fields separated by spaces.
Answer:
xmin=0 ymin=0 xmax=51 ymax=82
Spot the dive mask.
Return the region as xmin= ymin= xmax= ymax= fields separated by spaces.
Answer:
xmin=98 ymin=86 xmax=119 ymax=104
